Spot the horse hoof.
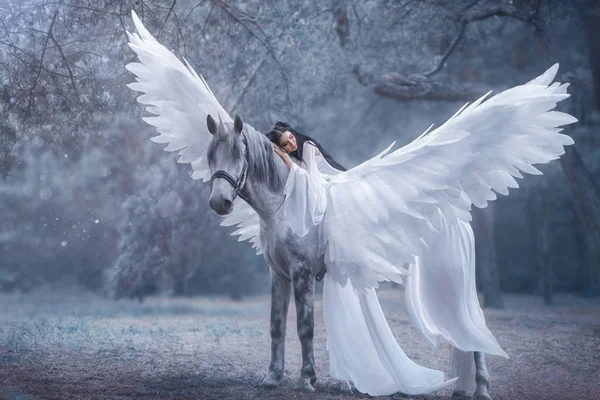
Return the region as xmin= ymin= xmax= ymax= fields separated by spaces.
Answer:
xmin=472 ymin=393 xmax=492 ymax=400
xmin=261 ymin=371 xmax=282 ymax=389
xmin=296 ymin=377 xmax=316 ymax=393
xmin=451 ymin=391 xmax=469 ymax=400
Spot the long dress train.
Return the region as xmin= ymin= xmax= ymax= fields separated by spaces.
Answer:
xmin=323 ymin=273 xmax=457 ymax=395
xmin=284 ymin=142 xmax=465 ymax=395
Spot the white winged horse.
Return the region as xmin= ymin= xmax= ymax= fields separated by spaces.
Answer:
xmin=125 ymin=10 xmax=576 ymax=399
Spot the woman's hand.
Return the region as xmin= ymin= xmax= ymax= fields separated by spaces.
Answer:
xmin=273 ymin=143 xmax=294 ymax=170
xmin=273 ymin=143 xmax=286 ymax=157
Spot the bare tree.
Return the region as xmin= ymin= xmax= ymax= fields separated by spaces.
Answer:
xmin=0 ymin=0 xmax=295 ymax=176
xmin=570 ymin=0 xmax=600 ymax=295
xmin=560 ymin=147 xmax=600 ymax=295
xmin=0 ymin=118 xmax=16 ymax=178
xmin=527 ymin=181 xmax=556 ymax=305
xmin=585 ymin=1 xmax=600 ymax=109
xmin=360 ymin=1 xmax=548 ymax=101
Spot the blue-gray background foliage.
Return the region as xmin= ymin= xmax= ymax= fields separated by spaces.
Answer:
xmin=0 ymin=0 xmax=597 ymax=299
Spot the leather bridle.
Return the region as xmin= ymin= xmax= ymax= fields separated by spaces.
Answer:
xmin=208 ymin=132 xmax=285 ymax=215
xmin=209 ymin=164 xmax=248 ymax=204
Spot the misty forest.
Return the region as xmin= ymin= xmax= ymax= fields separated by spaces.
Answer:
xmin=1 ymin=0 xmax=599 ymax=399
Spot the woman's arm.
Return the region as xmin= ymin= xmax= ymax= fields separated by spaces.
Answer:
xmin=281 ymin=142 xmax=327 ymax=236
xmin=273 ymin=144 xmax=295 ymax=170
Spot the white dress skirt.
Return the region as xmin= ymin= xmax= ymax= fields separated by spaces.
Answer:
xmin=282 ymin=141 xmax=507 ymax=396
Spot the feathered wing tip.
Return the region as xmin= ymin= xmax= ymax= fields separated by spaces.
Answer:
xmin=525 ymin=63 xmax=559 ymax=86
xmin=130 ymin=10 xmax=155 ymax=43
xmin=126 ymin=10 xmax=231 ymax=121
xmin=125 ymin=5 xmax=237 ymax=167
xmin=417 ymin=123 xmax=436 ymax=140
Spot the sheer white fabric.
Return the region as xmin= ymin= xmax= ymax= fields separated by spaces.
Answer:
xmin=282 ymin=142 xmax=462 ymax=395
xmin=282 ymin=143 xmax=328 ymax=237
xmin=324 ymin=274 xmax=457 ymax=395
xmin=406 ymin=209 xmax=508 ymax=358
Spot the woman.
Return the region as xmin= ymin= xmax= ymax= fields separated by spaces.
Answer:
xmin=265 ymin=121 xmax=470 ymax=396
xmin=266 ymin=121 xmax=347 ymax=171
xmin=265 ymin=122 xmax=345 ymax=238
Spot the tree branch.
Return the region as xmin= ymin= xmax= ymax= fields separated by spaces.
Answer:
xmin=27 ymin=7 xmax=59 ymax=115
xmin=210 ymin=0 xmax=290 ymax=103
xmin=48 ymin=34 xmax=83 ymax=110
xmin=229 ymin=56 xmax=268 ymax=114
xmin=374 ymin=73 xmax=485 ymax=101
xmin=369 ymin=1 xmax=546 ymax=102
xmin=333 ymin=0 xmax=350 ymax=47
xmin=423 ymin=20 xmax=467 ymax=77
xmin=158 ymin=0 xmax=177 ymax=38
xmin=424 ymin=2 xmax=543 ymax=78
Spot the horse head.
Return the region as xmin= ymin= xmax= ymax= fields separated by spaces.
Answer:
xmin=206 ymin=114 xmax=247 ymax=215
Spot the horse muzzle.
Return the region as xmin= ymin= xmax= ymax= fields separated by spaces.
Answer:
xmin=209 ymin=193 xmax=233 ymax=215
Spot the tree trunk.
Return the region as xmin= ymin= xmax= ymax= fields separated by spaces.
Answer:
xmin=539 ymin=188 xmax=554 ymax=306
xmin=542 ymin=256 xmax=553 ymax=305
xmin=570 ymin=1 xmax=600 ymax=296
xmin=560 ymin=145 xmax=600 ymax=296
xmin=333 ymin=0 xmax=350 ymax=47
xmin=475 ymin=203 xmax=504 ymax=309
xmin=226 ymin=252 xmax=244 ymax=302
xmin=527 ymin=191 xmax=542 ymax=295
xmin=586 ymin=2 xmax=600 ymax=110
xmin=571 ymin=203 xmax=589 ymax=292
xmin=172 ymin=274 xmax=187 ymax=296
xmin=229 ymin=261 xmax=244 ymax=302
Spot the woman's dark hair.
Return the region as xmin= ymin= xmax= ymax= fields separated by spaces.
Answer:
xmin=265 ymin=121 xmax=346 ymax=171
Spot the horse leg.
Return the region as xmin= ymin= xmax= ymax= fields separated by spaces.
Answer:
xmin=450 ymin=347 xmax=475 ymax=399
xmin=449 ymin=348 xmax=492 ymax=400
xmin=292 ymin=267 xmax=317 ymax=393
xmin=262 ymin=268 xmax=291 ymax=388
xmin=472 ymin=351 xmax=492 ymax=400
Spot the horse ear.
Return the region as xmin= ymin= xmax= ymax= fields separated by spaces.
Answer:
xmin=207 ymin=114 xmax=217 ymax=135
xmin=234 ymin=114 xmax=243 ymax=134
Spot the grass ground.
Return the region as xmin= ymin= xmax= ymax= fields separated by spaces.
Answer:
xmin=0 ymin=288 xmax=598 ymax=400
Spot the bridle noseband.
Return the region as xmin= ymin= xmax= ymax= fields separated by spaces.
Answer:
xmin=208 ymin=132 xmax=285 ymax=215
xmin=209 ymin=166 xmax=248 ymax=203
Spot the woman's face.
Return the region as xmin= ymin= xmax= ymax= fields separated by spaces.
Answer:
xmin=279 ymin=130 xmax=297 ymax=153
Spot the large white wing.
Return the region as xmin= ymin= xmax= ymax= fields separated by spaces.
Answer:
xmin=126 ymin=10 xmax=262 ymax=254
xmin=126 ymin=10 xmax=229 ymax=182
xmin=324 ymin=64 xmax=577 ymax=291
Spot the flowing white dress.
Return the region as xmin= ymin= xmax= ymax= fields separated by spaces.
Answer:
xmin=281 ymin=141 xmax=509 ymax=396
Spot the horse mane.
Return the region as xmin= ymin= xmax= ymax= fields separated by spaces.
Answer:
xmin=243 ymin=123 xmax=288 ymax=193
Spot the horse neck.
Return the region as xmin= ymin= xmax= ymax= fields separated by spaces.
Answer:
xmin=242 ymin=152 xmax=288 ymax=219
